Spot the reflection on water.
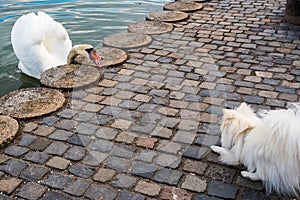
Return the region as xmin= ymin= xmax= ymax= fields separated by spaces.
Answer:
xmin=0 ymin=0 xmax=171 ymax=97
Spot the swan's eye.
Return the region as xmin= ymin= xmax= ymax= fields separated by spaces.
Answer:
xmin=85 ymin=48 xmax=93 ymax=53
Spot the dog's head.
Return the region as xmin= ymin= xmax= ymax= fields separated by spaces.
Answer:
xmin=220 ymin=103 xmax=256 ymax=149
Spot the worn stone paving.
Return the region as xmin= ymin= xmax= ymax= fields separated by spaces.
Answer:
xmin=1 ymin=0 xmax=300 ymax=199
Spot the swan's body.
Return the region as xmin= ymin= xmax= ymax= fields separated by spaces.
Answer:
xmin=11 ymin=12 xmax=100 ymax=79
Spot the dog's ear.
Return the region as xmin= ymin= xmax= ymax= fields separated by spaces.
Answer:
xmin=236 ymin=118 xmax=254 ymax=137
xmin=237 ymin=102 xmax=253 ymax=115
xmin=223 ymin=109 xmax=235 ymax=120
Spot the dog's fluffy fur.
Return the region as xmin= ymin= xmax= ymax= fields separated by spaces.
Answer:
xmin=211 ymin=102 xmax=300 ymax=197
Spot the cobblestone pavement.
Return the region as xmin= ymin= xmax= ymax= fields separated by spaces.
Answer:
xmin=1 ymin=0 xmax=300 ymax=199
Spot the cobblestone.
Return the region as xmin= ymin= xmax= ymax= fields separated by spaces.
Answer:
xmin=89 ymin=139 xmax=114 ymax=152
xmin=111 ymin=143 xmax=135 ymax=158
xmin=18 ymin=134 xmax=36 ymax=147
xmin=0 ymin=159 xmax=28 ymax=176
xmin=64 ymin=178 xmax=91 ymax=196
xmin=63 ymin=146 xmax=86 ymax=161
xmin=0 ymin=177 xmax=22 ymax=195
xmin=46 ymin=156 xmax=70 ymax=170
xmin=135 ymin=137 xmax=158 ymax=149
xmin=118 ymin=191 xmax=145 ymax=200
xmin=105 ymin=156 xmax=132 ymax=173
xmin=93 ymin=168 xmax=116 ymax=183
xmin=160 ymin=186 xmax=192 ymax=200
xmin=85 ymin=185 xmax=117 ymax=200
xmin=44 ymin=141 xmax=69 ymax=156
xmin=207 ymin=180 xmax=238 ymax=199
xmin=48 ymin=130 xmax=74 ymax=141
xmin=66 ymin=134 xmax=91 ymax=146
xmin=69 ymin=163 xmax=95 ymax=178
xmin=135 ymin=150 xmax=158 ymax=163
xmin=131 ymin=161 xmax=158 ymax=179
xmin=16 ymin=182 xmax=46 ymax=200
xmin=241 ymin=188 xmax=267 ymax=200
xmin=111 ymin=174 xmax=137 ymax=189
xmin=33 ymin=125 xmax=56 ymax=136
xmin=156 ymin=140 xmax=182 ymax=154
xmin=41 ymin=173 xmax=72 ymax=189
xmin=20 ymin=165 xmax=49 ymax=181
xmin=205 ymin=164 xmax=236 ymax=183
xmin=195 ymin=134 xmax=219 ymax=147
xmin=4 ymin=146 xmax=28 ymax=157
xmin=183 ymin=146 xmax=209 ymax=160
xmin=183 ymin=159 xmax=208 ymax=175
xmin=40 ymin=191 xmax=72 ymax=200
xmin=181 ymin=175 xmax=207 ymax=193
xmin=24 ymin=151 xmax=49 ymax=164
xmin=135 ymin=180 xmax=161 ymax=197
xmin=82 ymin=151 xmax=108 ymax=166
xmin=28 ymin=137 xmax=52 ymax=151
xmin=153 ymin=168 xmax=183 ymax=186
xmin=155 ymin=153 xmax=181 ymax=168
xmin=151 ymin=127 xmax=173 ymax=138
xmin=173 ymin=131 xmax=196 ymax=144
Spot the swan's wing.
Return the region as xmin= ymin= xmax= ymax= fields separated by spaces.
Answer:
xmin=11 ymin=12 xmax=72 ymax=78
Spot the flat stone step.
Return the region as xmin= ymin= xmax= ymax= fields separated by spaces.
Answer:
xmin=0 ymin=88 xmax=65 ymax=119
xmin=146 ymin=11 xmax=189 ymax=22
xmin=76 ymin=47 xmax=128 ymax=67
xmin=177 ymin=0 xmax=210 ymax=3
xmin=0 ymin=115 xmax=19 ymax=147
xmin=164 ymin=2 xmax=203 ymax=12
xmin=128 ymin=21 xmax=173 ymax=35
xmin=103 ymin=32 xmax=152 ymax=49
xmin=40 ymin=65 xmax=102 ymax=89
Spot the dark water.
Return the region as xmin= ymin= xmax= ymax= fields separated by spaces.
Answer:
xmin=0 ymin=0 xmax=171 ymax=97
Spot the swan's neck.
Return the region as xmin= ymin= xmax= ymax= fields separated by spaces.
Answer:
xmin=67 ymin=47 xmax=78 ymax=65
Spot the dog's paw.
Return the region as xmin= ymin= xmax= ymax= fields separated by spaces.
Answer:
xmin=210 ymin=146 xmax=222 ymax=154
xmin=241 ymin=171 xmax=249 ymax=178
xmin=241 ymin=171 xmax=260 ymax=181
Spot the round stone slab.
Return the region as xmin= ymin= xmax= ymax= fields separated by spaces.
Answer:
xmin=146 ymin=11 xmax=189 ymax=22
xmin=178 ymin=0 xmax=209 ymax=3
xmin=0 ymin=88 xmax=65 ymax=119
xmin=128 ymin=21 xmax=173 ymax=35
xmin=95 ymin=47 xmax=127 ymax=67
xmin=76 ymin=47 xmax=127 ymax=67
xmin=0 ymin=115 xmax=19 ymax=146
xmin=103 ymin=32 xmax=152 ymax=49
xmin=164 ymin=2 xmax=203 ymax=12
xmin=40 ymin=65 xmax=102 ymax=89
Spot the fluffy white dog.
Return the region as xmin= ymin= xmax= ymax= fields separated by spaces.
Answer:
xmin=211 ymin=102 xmax=300 ymax=197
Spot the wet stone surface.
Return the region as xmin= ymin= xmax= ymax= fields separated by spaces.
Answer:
xmin=40 ymin=64 xmax=102 ymax=89
xmin=147 ymin=11 xmax=189 ymax=22
xmin=163 ymin=2 xmax=203 ymax=12
xmin=1 ymin=0 xmax=300 ymax=199
xmin=77 ymin=47 xmax=128 ymax=67
xmin=128 ymin=21 xmax=173 ymax=35
xmin=0 ymin=88 xmax=66 ymax=119
xmin=103 ymin=32 xmax=153 ymax=49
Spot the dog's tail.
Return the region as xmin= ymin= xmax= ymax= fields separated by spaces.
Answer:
xmin=261 ymin=111 xmax=300 ymax=197
xmin=265 ymin=164 xmax=300 ymax=197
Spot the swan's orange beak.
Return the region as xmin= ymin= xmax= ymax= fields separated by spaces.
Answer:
xmin=89 ymin=49 xmax=101 ymax=67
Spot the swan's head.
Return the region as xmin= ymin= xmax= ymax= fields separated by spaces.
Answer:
xmin=69 ymin=44 xmax=101 ymax=67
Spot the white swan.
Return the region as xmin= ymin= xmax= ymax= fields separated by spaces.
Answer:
xmin=11 ymin=11 xmax=101 ymax=79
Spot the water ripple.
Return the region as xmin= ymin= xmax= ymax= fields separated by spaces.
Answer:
xmin=0 ymin=0 xmax=171 ymax=96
